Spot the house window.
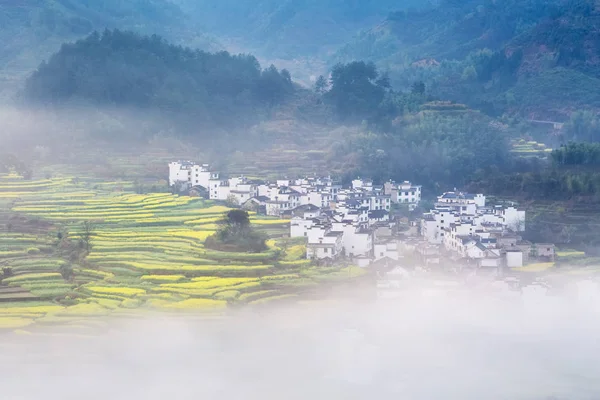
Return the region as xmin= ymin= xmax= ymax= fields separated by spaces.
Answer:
xmin=380 ymin=252 xmax=384 ymax=257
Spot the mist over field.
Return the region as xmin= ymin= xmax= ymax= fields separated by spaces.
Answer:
xmin=1 ymin=281 xmax=600 ymax=400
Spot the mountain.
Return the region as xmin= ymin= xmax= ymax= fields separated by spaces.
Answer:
xmin=172 ymin=0 xmax=428 ymax=84
xmin=22 ymin=30 xmax=294 ymax=131
xmin=176 ymin=0 xmax=428 ymax=57
xmin=335 ymin=0 xmax=600 ymax=119
xmin=0 ymin=1 xmax=219 ymax=99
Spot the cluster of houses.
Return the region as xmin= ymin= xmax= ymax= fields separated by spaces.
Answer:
xmin=169 ymin=161 xmax=553 ymax=271
xmin=168 ymin=160 xmax=421 ymax=266
xmin=287 ymin=177 xmax=421 ymax=265
xmin=418 ymin=191 xmax=553 ymax=269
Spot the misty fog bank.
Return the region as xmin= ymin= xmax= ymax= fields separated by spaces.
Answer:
xmin=1 ymin=282 xmax=600 ymax=400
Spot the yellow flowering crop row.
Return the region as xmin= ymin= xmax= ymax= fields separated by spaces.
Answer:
xmin=3 ymin=273 xmax=63 ymax=284
xmin=283 ymin=245 xmax=306 ymax=261
xmin=194 ymin=205 xmax=231 ymax=214
xmin=86 ymin=286 xmax=146 ymax=296
xmin=13 ymin=208 xmax=158 ymax=217
xmin=74 ymin=268 xmax=115 ymax=280
xmin=151 ymin=287 xmax=221 ymax=297
xmin=192 ymin=224 xmax=220 ymax=230
xmin=0 ymin=179 xmax=71 ymax=189
xmin=238 ymin=290 xmax=278 ymax=302
xmin=131 ymin=216 xmax=204 ymax=223
xmin=265 ymin=239 xmax=279 ymax=250
xmin=148 ymin=298 xmax=227 ymax=310
xmin=164 ymin=230 xmax=215 ymax=240
xmin=183 ymin=217 xmax=223 ymax=225
xmin=0 ymin=305 xmax=64 ymax=315
xmin=0 ymin=250 xmax=27 ymax=258
xmin=143 ymin=292 xmax=187 ymax=301
xmin=279 ymin=260 xmax=311 ymax=266
xmin=260 ymin=274 xmax=300 ymax=281
xmin=249 ymin=294 xmax=298 ymax=305
xmin=0 ymin=317 xmax=35 ymax=329
xmin=141 ymin=275 xmax=186 ymax=282
xmin=53 ymin=302 xmax=110 ymax=317
xmin=214 ymin=290 xmax=240 ymax=301
xmin=89 ymin=298 xmax=123 ymax=310
xmin=119 ymin=262 xmax=272 ymax=272
xmin=251 ymin=219 xmax=291 ymax=225
xmin=91 ymin=242 xmax=200 ymax=252
xmin=556 ymin=251 xmax=585 ymax=257
xmin=161 ymin=277 xmax=258 ymax=290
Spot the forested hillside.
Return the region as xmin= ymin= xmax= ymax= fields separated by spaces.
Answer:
xmin=23 ymin=30 xmax=294 ymax=130
xmin=335 ymin=0 xmax=600 ymax=119
xmin=0 ymin=1 xmax=218 ymax=99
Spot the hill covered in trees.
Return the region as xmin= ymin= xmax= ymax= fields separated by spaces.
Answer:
xmin=22 ymin=30 xmax=294 ymax=130
xmin=334 ymin=0 xmax=600 ymax=119
xmin=0 ymin=0 xmax=222 ymax=99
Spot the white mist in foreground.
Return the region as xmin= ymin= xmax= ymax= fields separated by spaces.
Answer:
xmin=1 ymin=281 xmax=600 ymax=400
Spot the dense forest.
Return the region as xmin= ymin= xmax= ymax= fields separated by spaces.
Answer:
xmin=23 ymin=30 xmax=294 ymax=129
xmin=335 ymin=0 xmax=600 ymax=119
xmin=313 ymin=62 xmax=511 ymax=192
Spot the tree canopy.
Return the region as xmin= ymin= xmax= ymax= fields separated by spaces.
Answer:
xmin=205 ymin=210 xmax=267 ymax=253
xmin=325 ymin=61 xmax=388 ymax=122
xmin=23 ymin=29 xmax=295 ymax=129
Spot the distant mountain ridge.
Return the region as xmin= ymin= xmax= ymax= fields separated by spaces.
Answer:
xmin=174 ymin=0 xmax=427 ymax=58
xmin=334 ymin=0 xmax=600 ymax=119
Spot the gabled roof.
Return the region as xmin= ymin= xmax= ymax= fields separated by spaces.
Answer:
xmin=325 ymin=231 xmax=344 ymax=237
xmin=475 ymin=242 xmax=488 ymax=251
xmin=293 ymin=204 xmax=320 ymax=212
xmin=369 ymin=210 xmax=389 ymax=219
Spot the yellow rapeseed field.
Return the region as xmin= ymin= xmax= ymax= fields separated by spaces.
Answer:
xmin=86 ymin=286 xmax=147 ymax=296
xmin=149 ymin=298 xmax=227 ymax=310
xmin=251 ymin=218 xmax=291 ymax=225
xmin=0 ymin=317 xmax=35 ymax=329
xmin=0 ymin=305 xmax=64 ymax=315
xmin=161 ymin=277 xmax=258 ymax=290
xmin=141 ymin=275 xmax=186 ymax=282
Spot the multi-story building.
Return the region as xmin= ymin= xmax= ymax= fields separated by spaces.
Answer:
xmin=168 ymin=161 xmax=219 ymax=189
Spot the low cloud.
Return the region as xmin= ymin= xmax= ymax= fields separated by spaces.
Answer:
xmin=2 ymin=279 xmax=600 ymax=400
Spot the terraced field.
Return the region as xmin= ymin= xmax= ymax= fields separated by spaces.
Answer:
xmin=510 ymin=139 xmax=552 ymax=159
xmin=0 ymin=173 xmax=366 ymax=333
